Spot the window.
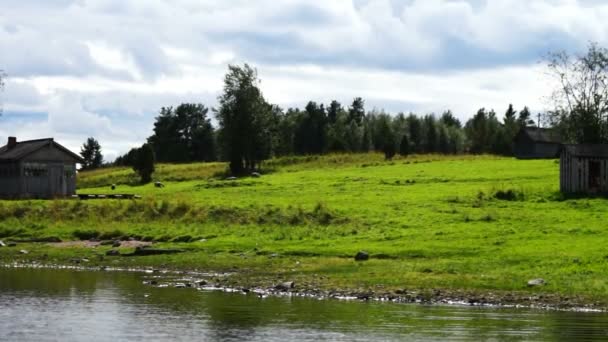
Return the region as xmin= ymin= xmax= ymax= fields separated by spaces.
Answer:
xmin=23 ymin=163 xmax=47 ymax=178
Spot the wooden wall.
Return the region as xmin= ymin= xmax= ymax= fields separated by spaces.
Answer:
xmin=514 ymin=140 xmax=560 ymax=159
xmin=0 ymin=163 xmax=21 ymax=198
xmin=0 ymin=162 xmax=78 ymax=199
xmin=560 ymin=151 xmax=608 ymax=193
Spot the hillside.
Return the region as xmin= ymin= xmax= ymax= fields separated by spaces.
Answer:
xmin=2 ymin=153 xmax=608 ymax=305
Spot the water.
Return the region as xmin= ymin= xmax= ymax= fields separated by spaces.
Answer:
xmin=1 ymin=268 xmax=608 ymax=341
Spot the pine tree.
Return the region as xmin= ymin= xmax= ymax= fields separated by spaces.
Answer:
xmin=399 ymin=134 xmax=410 ymax=157
xmin=80 ymin=137 xmax=103 ymax=170
xmin=348 ymin=97 xmax=365 ymax=124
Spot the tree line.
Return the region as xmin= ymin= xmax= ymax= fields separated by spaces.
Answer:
xmin=112 ymin=64 xmax=537 ymax=176
xmin=98 ymin=42 xmax=608 ymax=180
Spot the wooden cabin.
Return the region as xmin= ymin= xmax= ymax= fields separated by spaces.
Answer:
xmin=0 ymin=137 xmax=83 ymax=199
xmin=560 ymin=144 xmax=608 ymax=194
xmin=513 ymin=127 xmax=562 ymax=159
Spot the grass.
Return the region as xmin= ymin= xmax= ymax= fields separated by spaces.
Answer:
xmin=3 ymin=153 xmax=608 ymax=304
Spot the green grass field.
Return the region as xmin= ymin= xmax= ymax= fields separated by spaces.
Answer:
xmin=2 ymin=153 xmax=608 ymax=304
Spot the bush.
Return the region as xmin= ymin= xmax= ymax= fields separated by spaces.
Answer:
xmin=72 ymin=229 xmax=100 ymax=240
xmin=494 ymin=188 xmax=525 ymax=201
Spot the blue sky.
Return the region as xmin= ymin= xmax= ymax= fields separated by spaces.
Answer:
xmin=1 ymin=0 xmax=607 ymax=160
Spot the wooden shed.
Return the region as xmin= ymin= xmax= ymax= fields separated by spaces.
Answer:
xmin=560 ymin=144 xmax=608 ymax=194
xmin=513 ymin=127 xmax=562 ymax=159
xmin=0 ymin=137 xmax=84 ymax=199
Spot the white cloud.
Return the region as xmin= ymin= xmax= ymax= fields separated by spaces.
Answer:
xmin=1 ymin=0 xmax=607 ymax=159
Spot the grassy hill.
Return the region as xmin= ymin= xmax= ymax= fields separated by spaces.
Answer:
xmin=2 ymin=153 xmax=608 ymax=304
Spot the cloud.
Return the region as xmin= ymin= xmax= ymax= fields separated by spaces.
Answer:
xmin=0 ymin=0 xmax=607 ymax=159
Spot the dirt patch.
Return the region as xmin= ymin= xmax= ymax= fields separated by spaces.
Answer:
xmin=49 ymin=240 xmax=153 ymax=248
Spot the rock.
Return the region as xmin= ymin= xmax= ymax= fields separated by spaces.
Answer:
xmin=100 ymin=240 xmax=114 ymax=246
xmin=196 ymin=280 xmax=208 ymax=286
xmin=174 ymin=283 xmax=186 ymax=288
xmin=106 ymin=249 xmax=120 ymax=256
xmin=19 ymin=249 xmax=28 ymax=254
xmin=7 ymin=242 xmax=16 ymax=247
xmin=527 ymin=278 xmax=546 ymax=287
xmin=112 ymin=240 xmax=121 ymax=248
xmin=275 ymin=281 xmax=295 ymax=291
xmin=154 ymin=181 xmax=165 ymax=188
xmin=251 ymin=172 xmax=261 ymax=178
xmin=354 ymin=251 xmax=369 ymax=261
xmin=226 ymin=176 xmax=237 ymax=181
xmin=0 ymin=240 xmax=5 ymax=247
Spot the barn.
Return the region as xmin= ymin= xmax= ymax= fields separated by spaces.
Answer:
xmin=560 ymin=144 xmax=608 ymax=194
xmin=0 ymin=137 xmax=83 ymax=199
xmin=513 ymin=127 xmax=562 ymax=159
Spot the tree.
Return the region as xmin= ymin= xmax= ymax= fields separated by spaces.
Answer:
xmin=465 ymin=108 xmax=491 ymax=154
xmin=407 ymin=114 xmax=422 ymax=153
xmin=547 ymin=43 xmax=608 ymax=143
xmin=133 ymin=143 xmax=155 ymax=183
xmin=438 ymin=125 xmax=449 ymax=154
xmin=423 ymin=115 xmax=438 ymax=153
xmin=348 ymin=97 xmax=365 ymax=124
xmin=501 ymin=104 xmax=519 ymax=155
xmin=327 ymin=100 xmax=342 ymax=124
xmin=114 ymin=147 xmax=139 ymax=166
xmin=294 ymin=101 xmax=327 ymax=154
xmin=215 ymin=64 xmax=273 ymax=174
xmin=148 ymin=103 xmax=215 ymax=163
xmin=517 ymin=106 xmax=534 ymax=128
xmin=399 ymin=134 xmax=410 ymax=157
xmin=376 ymin=116 xmax=396 ymax=160
xmin=80 ymin=137 xmax=103 ymax=170
xmin=440 ymin=110 xmax=461 ymax=128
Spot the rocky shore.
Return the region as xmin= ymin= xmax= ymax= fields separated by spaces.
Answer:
xmin=1 ymin=262 xmax=604 ymax=313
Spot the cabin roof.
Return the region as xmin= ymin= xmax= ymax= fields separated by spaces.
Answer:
xmin=518 ymin=127 xmax=562 ymax=144
xmin=0 ymin=138 xmax=84 ymax=162
xmin=562 ymin=144 xmax=608 ymax=158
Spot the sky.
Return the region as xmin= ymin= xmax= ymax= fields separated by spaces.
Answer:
xmin=1 ymin=0 xmax=607 ymax=161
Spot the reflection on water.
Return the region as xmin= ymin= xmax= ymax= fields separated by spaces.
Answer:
xmin=1 ymin=268 xmax=608 ymax=341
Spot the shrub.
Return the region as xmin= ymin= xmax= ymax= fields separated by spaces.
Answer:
xmin=72 ymin=229 xmax=100 ymax=240
xmin=494 ymin=188 xmax=525 ymax=201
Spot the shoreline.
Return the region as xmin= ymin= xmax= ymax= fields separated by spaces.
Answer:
xmin=2 ymin=262 xmax=605 ymax=313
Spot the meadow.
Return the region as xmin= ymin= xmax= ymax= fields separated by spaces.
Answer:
xmin=2 ymin=153 xmax=608 ymax=304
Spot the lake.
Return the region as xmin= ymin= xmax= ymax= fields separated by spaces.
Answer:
xmin=1 ymin=268 xmax=607 ymax=341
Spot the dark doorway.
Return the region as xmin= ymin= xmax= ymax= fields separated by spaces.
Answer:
xmin=589 ymin=160 xmax=601 ymax=190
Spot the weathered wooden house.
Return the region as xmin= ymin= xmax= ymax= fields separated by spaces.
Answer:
xmin=560 ymin=144 xmax=608 ymax=194
xmin=0 ymin=137 xmax=83 ymax=199
xmin=513 ymin=127 xmax=562 ymax=159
